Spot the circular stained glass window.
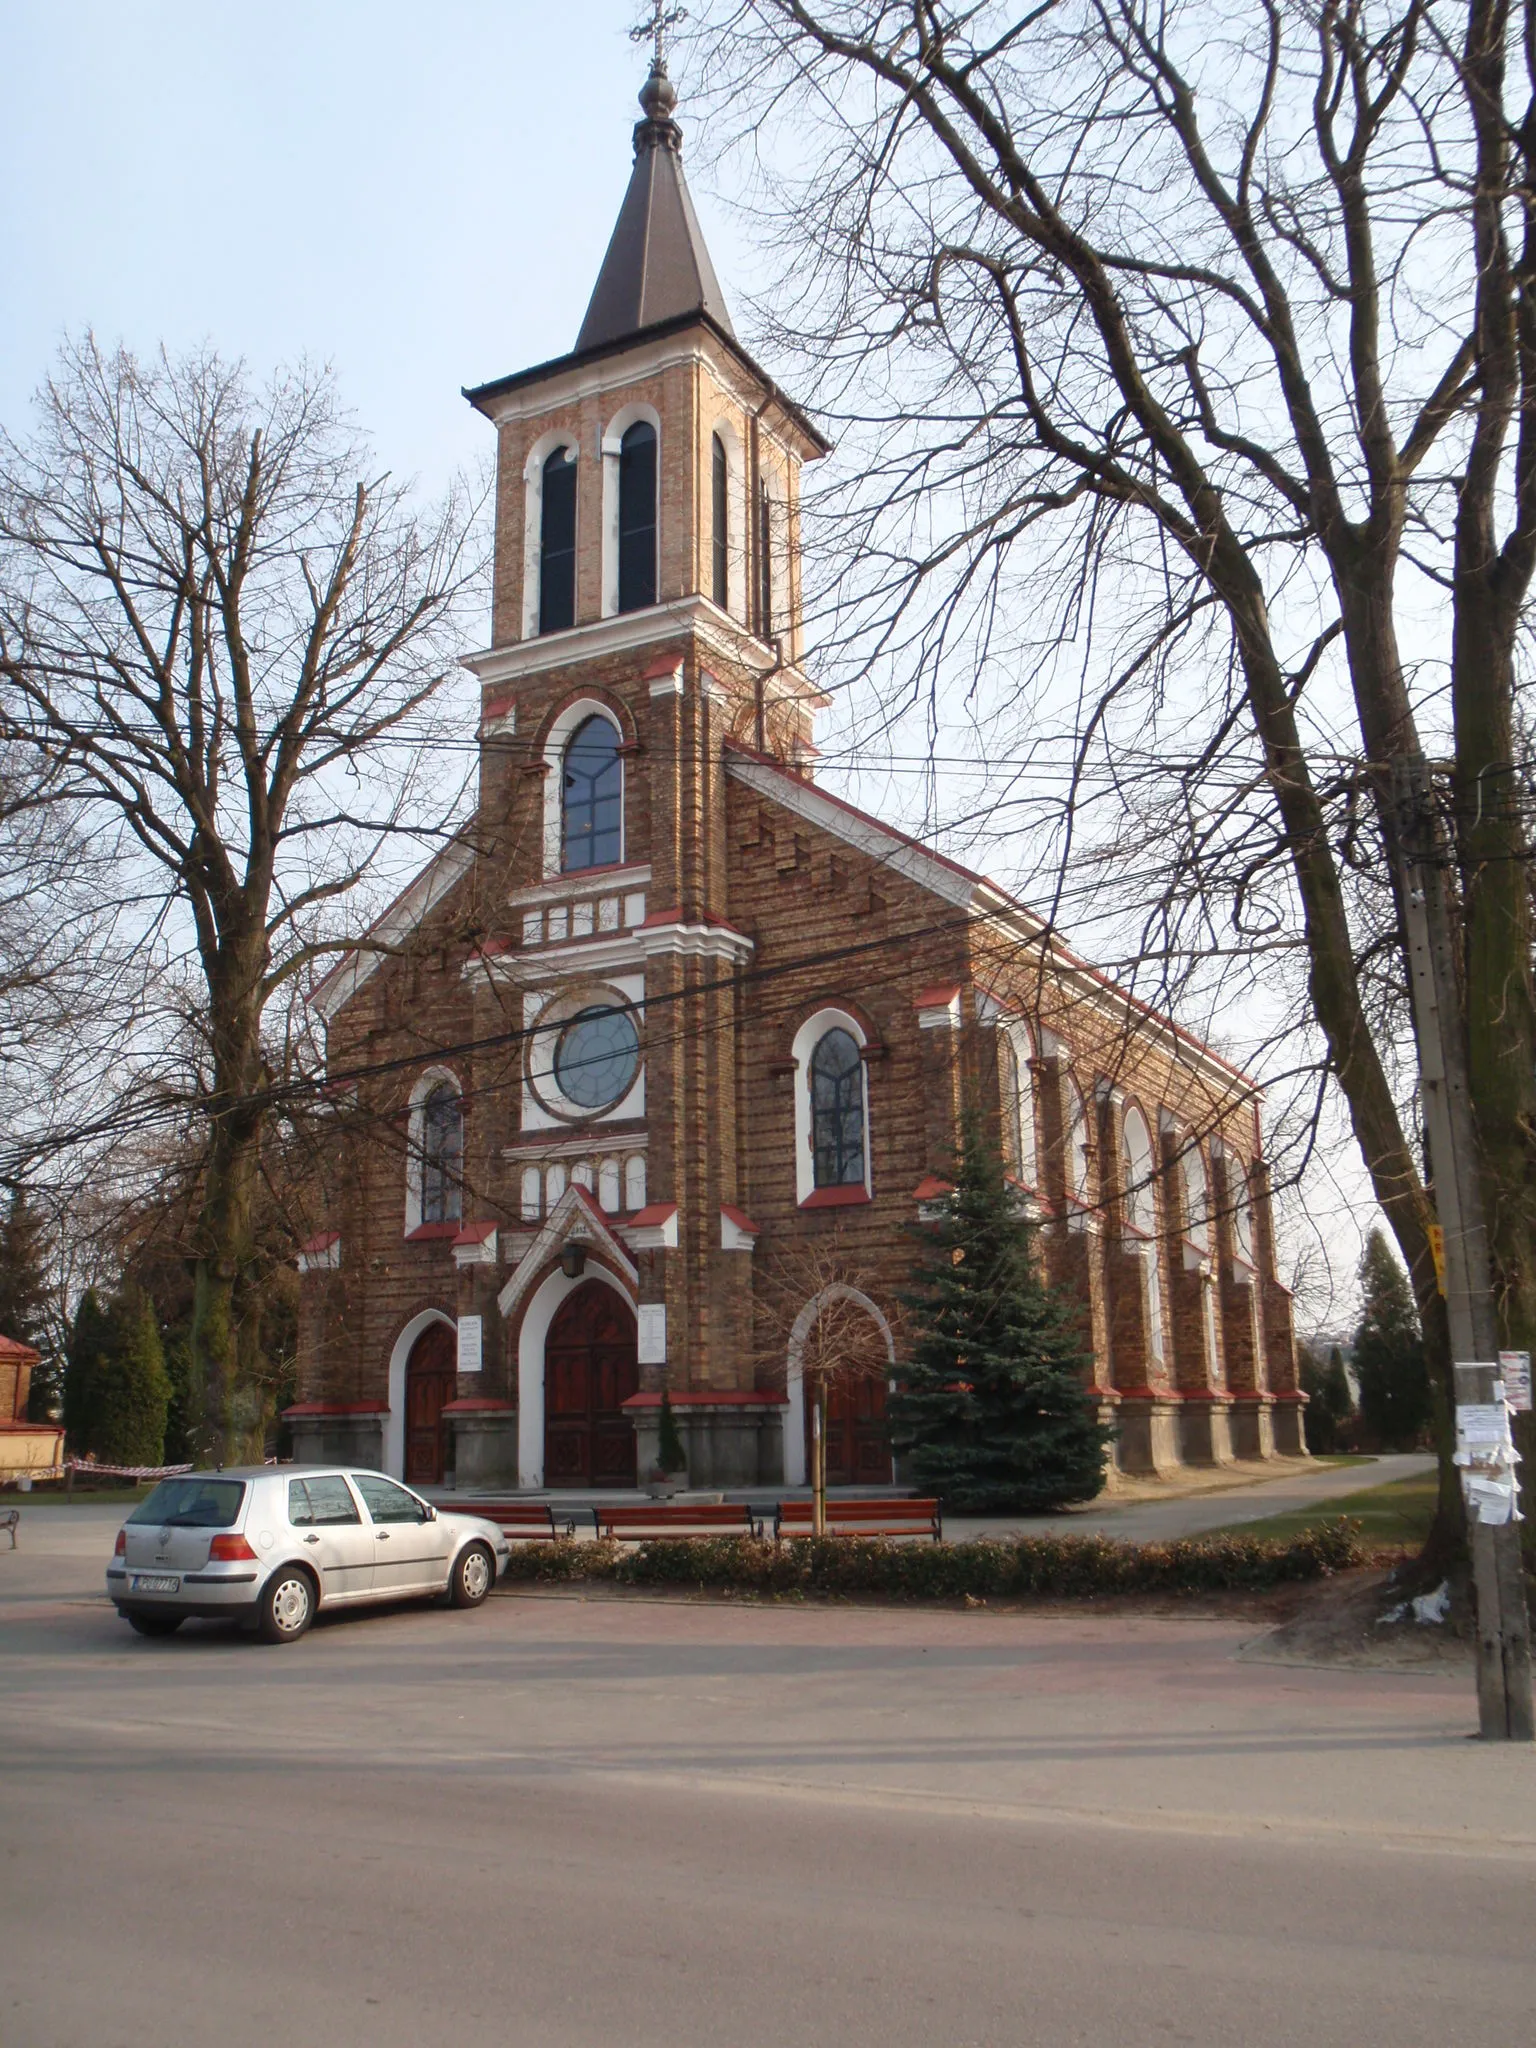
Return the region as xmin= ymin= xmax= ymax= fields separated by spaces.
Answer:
xmin=553 ymin=1005 xmax=640 ymax=1110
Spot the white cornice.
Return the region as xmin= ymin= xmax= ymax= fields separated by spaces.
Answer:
xmin=310 ymin=841 xmax=476 ymax=1022
xmin=506 ymin=865 xmax=651 ymax=911
xmin=460 ymin=595 xmax=824 ymax=700
xmin=471 ymin=917 xmax=752 ymax=989
xmin=496 ymin=1186 xmax=638 ymax=1319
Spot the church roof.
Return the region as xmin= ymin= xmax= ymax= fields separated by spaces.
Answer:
xmin=574 ymin=64 xmax=736 ymax=353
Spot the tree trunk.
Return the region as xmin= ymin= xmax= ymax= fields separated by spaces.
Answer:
xmin=812 ymin=1381 xmax=827 ymax=1537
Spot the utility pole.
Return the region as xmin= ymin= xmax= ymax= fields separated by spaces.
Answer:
xmin=1393 ymin=758 xmax=1533 ymax=1741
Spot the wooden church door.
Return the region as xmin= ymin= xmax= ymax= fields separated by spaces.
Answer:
xmin=810 ymin=1374 xmax=893 ymax=1489
xmin=544 ymin=1281 xmax=639 ymax=1486
xmin=404 ymin=1321 xmax=456 ymax=1488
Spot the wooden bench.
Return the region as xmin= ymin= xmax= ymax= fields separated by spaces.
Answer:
xmin=1 ymin=1507 xmax=17 ymax=1550
xmin=592 ymin=1501 xmax=764 ymax=1542
xmin=446 ymin=1501 xmax=577 ymax=1541
xmin=774 ymin=1497 xmax=943 ymax=1542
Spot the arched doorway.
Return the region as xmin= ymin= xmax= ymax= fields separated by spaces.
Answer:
xmin=544 ymin=1280 xmax=638 ymax=1485
xmin=403 ymin=1320 xmax=456 ymax=1487
xmin=807 ymin=1374 xmax=892 ymax=1489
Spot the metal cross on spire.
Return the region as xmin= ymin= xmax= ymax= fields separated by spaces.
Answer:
xmin=631 ymin=0 xmax=688 ymax=73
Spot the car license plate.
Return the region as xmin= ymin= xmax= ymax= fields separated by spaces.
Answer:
xmin=130 ymin=1573 xmax=180 ymax=1594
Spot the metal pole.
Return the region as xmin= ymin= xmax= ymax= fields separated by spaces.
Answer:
xmin=1393 ymin=759 xmax=1533 ymax=1740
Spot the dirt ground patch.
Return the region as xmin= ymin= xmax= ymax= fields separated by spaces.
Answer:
xmin=1242 ymin=1565 xmax=1475 ymax=1671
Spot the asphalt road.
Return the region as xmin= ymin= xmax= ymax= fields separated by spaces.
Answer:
xmin=2 ymin=1507 xmax=1532 ymax=2048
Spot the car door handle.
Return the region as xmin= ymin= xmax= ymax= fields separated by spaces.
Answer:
xmin=303 ymin=1534 xmax=320 ymax=1545
xmin=376 ymin=1532 xmax=390 ymax=1541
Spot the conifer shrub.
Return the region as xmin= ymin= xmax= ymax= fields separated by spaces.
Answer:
xmin=92 ymin=1288 xmax=172 ymax=1467
xmin=1352 ymin=1231 xmax=1431 ymax=1449
xmin=890 ymin=1115 xmax=1111 ymax=1512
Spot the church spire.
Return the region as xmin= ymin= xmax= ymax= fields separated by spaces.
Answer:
xmin=573 ymin=16 xmax=736 ymax=354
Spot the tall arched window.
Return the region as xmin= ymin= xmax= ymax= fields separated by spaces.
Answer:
xmin=538 ymin=446 xmax=576 ymax=634
xmin=1121 ymin=1106 xmax=1165 ymax=1364
xmin=1064 ymin=1078 xmax=1089 ymax=1203
xmin=1182 ymin=1145 xmax=1210 ymax=1251
xmin=997 ymin=1026 xmax=1037 ymax=1185
xmin=617 ymin=421 xmax=657 ymax=613
xmin=1231 ymin=1159 xmax=1256 ymax=1264
xmin=810 ymin=1028 xmax=865 ymax=1188
xmin=561 ymin=715 xmax=623 ymax=871
xmin=420 ymin=1083 xmax=462 ymax=1225
xmin=712 ymin=432 xmax=729 ymax=610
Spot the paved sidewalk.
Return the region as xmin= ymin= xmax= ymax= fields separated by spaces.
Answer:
xmin=946 ymin=1452 xmax=1436 ymax=1544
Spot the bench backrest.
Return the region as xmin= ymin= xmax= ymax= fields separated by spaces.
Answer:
xmin=448 ymin=1503 xmax=572 ymax=1539
xmin=594 ymin=1502 xmax=758 ymax=1540
xmin=775 ymin=1498 xmax=942 ymax=1540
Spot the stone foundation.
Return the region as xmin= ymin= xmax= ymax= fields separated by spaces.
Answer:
xmin=1229 ymin=1393 xmax=1277 ymax=1461
xmin=1269 ymin=1393 xmax=1309 ymax=1457
xmin=625 ymin=1394 xmax=788 ymax=1489
xmin=1111 ymin=1395 xmax=1183 ymax=1477
xmin=445 ymin=1401 xmax=518 ymax=1489
xmin=1176 ymin=1395 xmax=1237 ymax=1467
xmin=284 ymin=1403 xmax=385 ymax=1470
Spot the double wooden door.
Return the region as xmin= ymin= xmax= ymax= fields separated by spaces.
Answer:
xmin=544 ymin=1281 xmax=638 ymax=1486
xmin=404 ymin=1321 xmax=456 ymax=1488
xmin=809 ymin=1374 xmax=893 ymax=1489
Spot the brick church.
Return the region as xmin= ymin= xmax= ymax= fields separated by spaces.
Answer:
xmin=290 ymin=54 xmax=1304 ymax=1493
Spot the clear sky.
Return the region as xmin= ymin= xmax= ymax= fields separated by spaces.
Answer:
xmin=0 ymin=1 xmax=756 ymax=492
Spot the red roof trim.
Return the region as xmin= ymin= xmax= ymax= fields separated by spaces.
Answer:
xmin=405 ymin=1222 xmax=460 ymax=1242
xmin=0 ymin=1335 xmax=41 ymax=1363
xmin=720 ymin=1203 xmax=760 ymax=1235
xmin=642 ymin=654 xmax=683 ymax=680
xmin=799 ymin=1184 xmax=874 ymax=1210
xmin=627 ymin=1202 xmax=679 ymax=1228
xmin=911 ymin=1176 xmax=954 ymax=1202
xmin=452 ymin=1221 xmax=499 ymax=1245
xmin=914 ymin=984 xmax=962 ymax=1009
xmin=297 ymin=1231 xmax=340 ymax=1255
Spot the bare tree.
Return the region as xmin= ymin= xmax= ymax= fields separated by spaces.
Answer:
xmin=0 ymin=338 xmax=481 ymax=1458
xmin=756 ymin=1237 xmax=899 ymax=1532
xmin=695 ymin=0 xmax=1536 ymax=1558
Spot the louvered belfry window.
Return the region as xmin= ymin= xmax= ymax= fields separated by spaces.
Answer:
xmin=618 ymin=422 xmax=658 ymax=613
xmin=539 ymin=446 xmax=577 ymax=634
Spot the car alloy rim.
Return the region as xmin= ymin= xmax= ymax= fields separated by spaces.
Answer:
xmin=273 ymin=1577 xmax=310 ymax=1631
xmin=462 ymin=1550 xmax=491 ymax=1600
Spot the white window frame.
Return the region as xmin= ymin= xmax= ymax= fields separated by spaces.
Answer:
xmin=542 ymin=697 xmax=625 ymax=878
xmin=708 ymin=415 xmax=747 ymax=624
xmin=997 ymin=1018 xmax=1039 ymax=1187
xmin=404 ymin=1066 xmax=462 ymax=1234
xmin=525 ymin=982 xmax=646 ymax=1128
xmin=792 ymin=1007 xmax=872 ymax=1207
xmin=1121 ymin=1105 xmax=1165 ymax=1365
xmin=601 ymin=401 xmax=662 ymax=620
xmin=1063 ymin=1076 xmax=1090 ymax=1208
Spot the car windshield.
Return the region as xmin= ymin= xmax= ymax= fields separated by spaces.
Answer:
xmin=127 ymin=1478 xmax=247 ymax=1529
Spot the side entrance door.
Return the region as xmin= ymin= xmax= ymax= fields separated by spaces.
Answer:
xmin=404 ymin=1320 xmax=456 ymax=1488
xmin=810 ymin=1374 xmax=894 ymax=1489
xmin=544 ymin=1281 xmax=638 ymax=1486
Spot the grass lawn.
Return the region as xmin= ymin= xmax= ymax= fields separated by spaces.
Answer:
xmin=2 ymin=1485 xmax=157 ymax=1508
xmin=1210 ymin=1471 xmax=1439 ymax=1550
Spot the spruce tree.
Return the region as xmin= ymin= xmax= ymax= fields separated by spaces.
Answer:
xmin=92 ymin=1288 xmax=171 ymax=1468
xmin=1352 ymin=1230 xmax=1430 ymax=1450
xmin=64 ymin=1288 xmax=113 ymax=1454
xmin=891 ymin=1116 xmax=1110 ymax=1512
xmin=1299 ymin=1341 xmax=1355 ymax=1453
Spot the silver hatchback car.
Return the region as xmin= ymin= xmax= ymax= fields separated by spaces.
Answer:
xmin=107 ymin=1466 xmax=511 ymax=1643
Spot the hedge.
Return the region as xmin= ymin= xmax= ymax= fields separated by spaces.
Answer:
xmin=499 ymin=1520 xmax=1365 ymax=1600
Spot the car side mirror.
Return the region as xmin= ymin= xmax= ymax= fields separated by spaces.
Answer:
xmin=423 ymin=1505 xmax=437 ymax=1522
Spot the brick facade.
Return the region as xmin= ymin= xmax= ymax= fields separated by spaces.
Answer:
xmin=291 ymin=81 xmax=1303 ymax=1490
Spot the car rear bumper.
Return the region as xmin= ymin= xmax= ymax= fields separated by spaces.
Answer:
xmin=107 ymin=1566 xmax=262 ymax=1619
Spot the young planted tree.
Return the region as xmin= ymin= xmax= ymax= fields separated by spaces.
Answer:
xmin=1352 ymin=1228 xmax=1431 ymax=1450
xmin=0 ymin=339 xmax=479 ymax=1460
xmin=892 ymin=1118 xmax=1109 ymax=1513
xmin=63 ymin=1286 xmax=111 ymax=1455
xmin=695 ymin=0 xmax=1536 ymax=1563
xmin=1299 ymin=1342 xmax=1356 ymax=1455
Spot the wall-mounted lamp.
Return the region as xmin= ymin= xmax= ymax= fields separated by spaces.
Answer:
xmin=560 ymin=1241 xmax=587 ymax=1279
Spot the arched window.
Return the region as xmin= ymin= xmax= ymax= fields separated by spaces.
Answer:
xmin=997 ymin=1026 xmax=1037 ymax=1185
xmin=420 ymin=1083 xmax=462 ymax=1225
xmin=1120 ymin=1107 xmax=1157 ymax=1237
xmin=810 ymin=1028 xmax=866 ymax=1189
xmin=562 ymin=715 xmax=623 ymax=871
xmin=1064 ymin=1078 xmax=1089 ymax=1203
xmin=538 ymin=446 xmax=576 ymax=634
xmin=617 ymin=421 xmax=657 ymax=613
xmin=1182 ymin=1145 xmax=1210 ymax=1252
xmin=711 ymin=432 xmax=729 ymax=611
xmin=1231 ymin=1159 xmax=1256 ymax=1264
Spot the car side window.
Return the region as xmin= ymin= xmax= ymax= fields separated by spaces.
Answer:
xmin=288 ymin=1477 xmax=361 ymax=1527
xmin=353 ymin=1474 xmax=429 ymax=1525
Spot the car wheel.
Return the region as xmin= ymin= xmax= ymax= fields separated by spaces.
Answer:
xmin=258 ymin=1567 xmax=316 ymax=1643
xmin=126 ymin=1611 xmax=184 ymax=1637
xmin=449 ymin=1542 xmax=495 ymax=1609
